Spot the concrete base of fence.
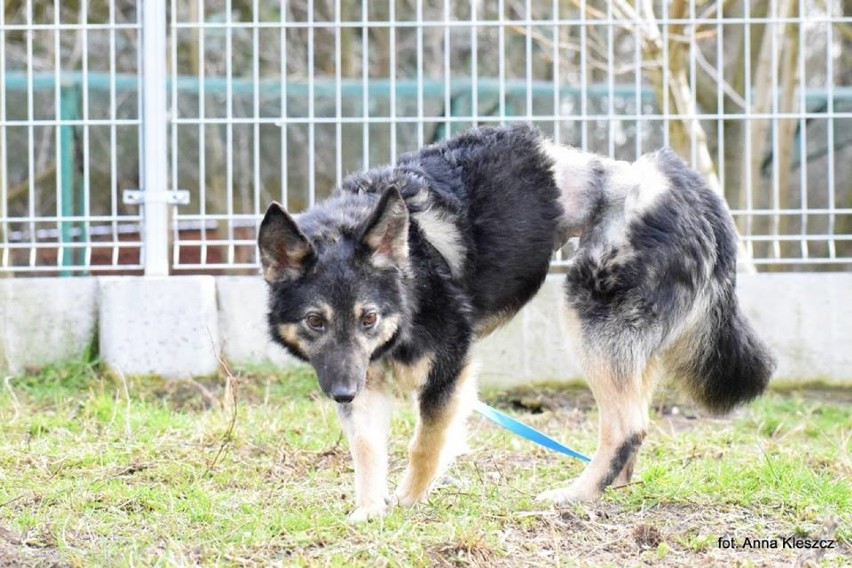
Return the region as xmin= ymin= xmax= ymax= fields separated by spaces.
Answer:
xmin=474 ymin=273 xmax=852 ymax=387
xmin=472 ymin=276 xmax=583 ymax=385
xmin=216 ymin=276 xmax=289 ymax=367
xmin=220 ymin=273 xmax=852 ymax=387
xmin=98 ymin=276 xmax=220 ymax=379
xmin=737 ymin=273 xmax=852 ymax=381
xmin=0 ymin=277 xmax=98 ymax=376
xmin=1 ymin=273 xmax=850 ymax=385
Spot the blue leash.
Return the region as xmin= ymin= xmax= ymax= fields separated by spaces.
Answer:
xmin=473 ymin=400 xmax=591 ymax=463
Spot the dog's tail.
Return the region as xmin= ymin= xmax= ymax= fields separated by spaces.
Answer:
xmin=670 ymin=290 xmax=776 ymax=415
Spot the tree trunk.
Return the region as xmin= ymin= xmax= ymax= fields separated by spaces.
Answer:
xmin=776 ymin=1 xmax=801 ymax=259
xmin=723 ymin=0 xmax=770 ymax=227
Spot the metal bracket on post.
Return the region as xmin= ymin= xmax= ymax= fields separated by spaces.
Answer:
xmin=123 ymin=189 xmax=190 ymax=206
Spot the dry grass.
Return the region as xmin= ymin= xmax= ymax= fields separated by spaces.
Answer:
xmin=0 ymin=361 xmax=849 ymax=567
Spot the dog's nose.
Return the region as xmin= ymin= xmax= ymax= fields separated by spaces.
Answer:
xmin=331 ymin=386 xmax=356 ymax=404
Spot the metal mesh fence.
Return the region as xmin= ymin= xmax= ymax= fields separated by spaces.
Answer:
xmin=1 ymin=1 xmax=850 ymax=275
xmin=1 ymin=1 xmax=143 ymax=274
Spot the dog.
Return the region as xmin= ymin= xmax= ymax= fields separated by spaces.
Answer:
xmin=257 ymin=124 xmax=776 ymax=520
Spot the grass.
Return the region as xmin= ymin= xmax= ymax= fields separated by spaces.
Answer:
xmin=0 ymin=361 xmax=849 ymax=567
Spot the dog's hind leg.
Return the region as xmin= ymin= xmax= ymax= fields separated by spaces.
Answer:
xmin=538 ymin=352 xmax=658 ymax=503
xmin=392 ymin=359 xmax=477 ymax=507
xmin=337 ymin=365 xmax=394 ymax=521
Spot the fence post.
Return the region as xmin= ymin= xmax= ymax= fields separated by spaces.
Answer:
xmin=140 ymin=0 xmax=169 ymax=276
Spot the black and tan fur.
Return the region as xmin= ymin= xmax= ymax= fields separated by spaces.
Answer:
xmin=258 ymin=124 xmax=776 ymax=520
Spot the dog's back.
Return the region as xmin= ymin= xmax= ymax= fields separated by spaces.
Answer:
xmin=347 ymin=124 xmax=566 ymax=333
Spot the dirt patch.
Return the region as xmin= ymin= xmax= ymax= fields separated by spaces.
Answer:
xmin=633 ymin=523 xmax=662 ymax=549
xmin=486 ymin=384 xmax=597 ymax=414
xmin=493 ymin=502 xmax=849 ymax=567
xmin=429 ymin=540 xmax=499 ymax=567
xmin=146 ymin=377 xmax=226 ymax=412
xmin=496 ymin=382 xmax=852 ymax=411
xmin=485 ymin=383 xmax=769 ymax=438
xmin=0 ymin=527 xmax=68 ymax=568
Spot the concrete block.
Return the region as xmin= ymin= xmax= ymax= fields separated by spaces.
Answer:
xmin=475 ymin=275 xmax=582 ymax=387
xmin=214 ymin=273 xmax=852 ymax=386
xmin=98 ymin=276 xmax=220 ymax=378
xmin=475 ymin=319 xmax=529 ymax=386
xmin=737 ymin=273 xmax=852 ymax=382
xmin=520 ymin=277 xmax=582 ymax=379
xmin=215 ymin=276 xmax=293 ymax=368
xmin=4 ymin=272 xmax=848 ymax=384
xmin=475 ymin=273 xmax=852 ymax=386
xmin=0 ymin=277 xmax=98 ymax=376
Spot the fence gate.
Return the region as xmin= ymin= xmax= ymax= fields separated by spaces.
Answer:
xmin=1 ymin=1 xmax=850 ymax=276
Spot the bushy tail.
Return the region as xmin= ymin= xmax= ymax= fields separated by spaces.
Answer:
xmin=674 ymin=293 xmax=776 ymax=415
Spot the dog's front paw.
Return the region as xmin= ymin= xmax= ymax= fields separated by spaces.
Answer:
xmin=390 ymin=470 xmax=430 ymax=507
xmin=389 ymin=488 xmax=426 ymax=508
xmin=536 ymin=483 xmax=601 ymax=504
xmin=348 ymin=503 xmax=388 ymax=522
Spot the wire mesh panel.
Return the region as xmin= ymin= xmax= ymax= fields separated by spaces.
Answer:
xmin=0 ymin=1 xmax=143 ymax=275
xmin=167 ymin=0 xmax=852 ymax=273
xmin=1 ymin=1 xmax=850 ymax=274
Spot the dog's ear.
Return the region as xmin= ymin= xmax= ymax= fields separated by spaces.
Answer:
xmin=257 ymin=202 xmax=315 ymax=283
xmin=359 ymin=186 xmax=409 ymax=268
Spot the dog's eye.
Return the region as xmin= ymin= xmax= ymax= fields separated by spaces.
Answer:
xmin=305 ymin=313 xmax=325 ymax=332
xmin=361 ymin=312 xmax=378 ymax=328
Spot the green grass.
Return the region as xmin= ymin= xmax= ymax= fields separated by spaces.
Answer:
xmin=1 ymin=361 xmax=849 ymax=567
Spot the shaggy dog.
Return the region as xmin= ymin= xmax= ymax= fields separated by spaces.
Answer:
xmin=257 ymin=124 xmax=775 ymax=520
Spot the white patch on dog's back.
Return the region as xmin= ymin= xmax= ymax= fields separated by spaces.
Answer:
xmin=411 ymin=206 xmax=465 ymax=276
xmin=542 ymin=141 xmax=595 ymax=196
xmin=542 ymin=139 xmax=673 ymax=251
xmin=540 ymin=140 xmax=599 ymax=233
xmin=601 ymin=156 xmax=670 ymax=247
xmin=617 ymin=154 xmax=670 ymax=218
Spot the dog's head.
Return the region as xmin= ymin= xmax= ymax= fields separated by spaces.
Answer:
xmin=257 ymin=187 xmax=410 ymax=404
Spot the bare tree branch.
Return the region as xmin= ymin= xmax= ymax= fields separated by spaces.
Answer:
xmin=613 ymin=0 xmax=755 ymax=272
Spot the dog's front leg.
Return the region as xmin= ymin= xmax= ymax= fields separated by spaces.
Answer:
xmin=393 ymin=358 xmax=476 ymax=507
xmin=337 ymin=379 xmax=393 ymax=521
